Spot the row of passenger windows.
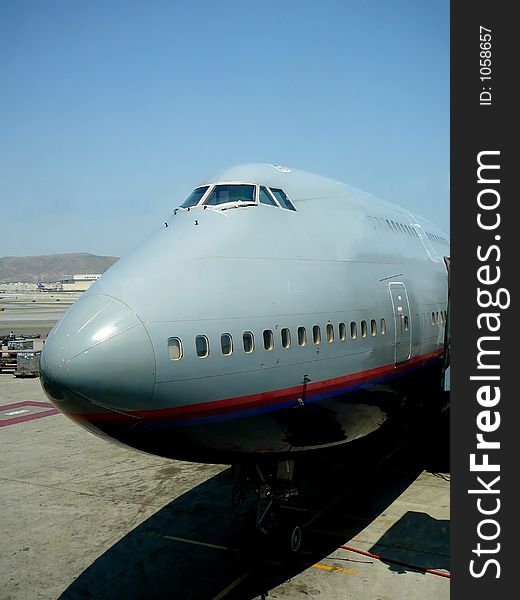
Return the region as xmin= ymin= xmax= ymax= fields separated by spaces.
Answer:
xmin=367 ymin=216 xmax=449 ymax=247
xmin=425 ymin=310 xmax=448 ymax=326
xmin=367 ymin=216 xmax=418 ymax=238
xmin=167 ymin=318 xmax=388 ymax=361
xmin=425 ymin=231 xmax=449 ymax=247
xmin=180 ymin=184 xmax=296 ymax=211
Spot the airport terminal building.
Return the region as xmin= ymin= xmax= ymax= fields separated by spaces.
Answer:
xmin=58 ymin=274 xmax=101 ymax=292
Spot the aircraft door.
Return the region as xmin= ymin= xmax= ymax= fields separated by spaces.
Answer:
xmin=389 ymin=283 xmax=411 ymax=364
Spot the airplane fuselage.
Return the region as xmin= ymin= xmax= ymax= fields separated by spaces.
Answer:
xmin=40 ymin=164 xmax=449 ymax=464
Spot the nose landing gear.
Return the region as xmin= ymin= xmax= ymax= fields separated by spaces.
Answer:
xmin=232 ymin=460 xmax=303 ymax=553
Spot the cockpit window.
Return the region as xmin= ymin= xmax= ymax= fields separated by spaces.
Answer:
xmin=180 ymin=186 xmax=209 ymax=208
xmin=270 ymin=188 xmax=296 ymax=211
xmin=259 ymin=186 xmax=277 ymax=206
xmin=204 ymin=184 xmax=255 ymax=206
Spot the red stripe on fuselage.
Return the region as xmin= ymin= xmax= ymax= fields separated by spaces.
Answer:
xmin=69 ymin=349 xmax=444 ymax=424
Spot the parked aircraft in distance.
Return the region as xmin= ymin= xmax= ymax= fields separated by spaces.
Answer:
xmin=40 ymin=163 xmax=450 ymax=550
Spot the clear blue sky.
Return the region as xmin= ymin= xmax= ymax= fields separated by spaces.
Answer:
xmin=0 ymin=0 xmax=449 ymax=258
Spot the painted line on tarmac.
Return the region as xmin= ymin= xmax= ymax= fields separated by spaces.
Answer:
xmin=162 ymin=534 xmax=232 ymax=552
xmin=211 ymin=570 xmax=254 ymax=600
xmin=311 ymin=563 xmax=361 ymax=576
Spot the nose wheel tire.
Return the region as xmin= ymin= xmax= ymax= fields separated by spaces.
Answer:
xmin=257 ymin=517 xmax=304 ymax=554
xmin=287 ymin=524 xmax=303 ymax=553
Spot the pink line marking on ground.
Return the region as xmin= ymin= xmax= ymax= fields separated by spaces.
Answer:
xmin=2 ymin=400 xmax=54 ymax=411
xmin=0 ymin=401 xmax=60 ymax=427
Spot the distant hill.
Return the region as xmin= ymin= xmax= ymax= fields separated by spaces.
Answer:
xmin=0 ymin=253 xmax=119 ymax=283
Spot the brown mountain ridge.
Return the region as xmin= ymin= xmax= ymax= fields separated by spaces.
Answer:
xmin=0 ymin=253 xmax=119 ymax=283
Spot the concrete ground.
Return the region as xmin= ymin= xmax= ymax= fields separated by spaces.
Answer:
xmin=0 ymin=375 xmax=449 ymax=600
xmin=0 ymin=292 xmax=78 ymax=337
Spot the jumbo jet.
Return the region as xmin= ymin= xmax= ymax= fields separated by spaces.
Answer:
xmin=40 ymin=163 xmax=449 ymax=550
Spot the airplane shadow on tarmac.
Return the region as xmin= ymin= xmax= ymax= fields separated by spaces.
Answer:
xmin=60 ymin=409 xmax=449 ymax=600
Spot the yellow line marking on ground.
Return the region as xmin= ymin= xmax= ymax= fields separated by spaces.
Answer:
xmin=161 ymin=534 xmax=232 ymax=552
xmin=311 ymin=563 xmax=361 ymax=576
xmin=211 ymin=570 xmax=254 ymax=600
xmin=374 ymin=517 xmax=395 ymax=526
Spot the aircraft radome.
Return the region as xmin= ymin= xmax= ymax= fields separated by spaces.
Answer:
xmin=40 ymin=163 xmax=450 ymax=551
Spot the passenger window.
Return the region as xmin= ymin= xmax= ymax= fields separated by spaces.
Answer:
xmin=195 ymin=335 xmax=209 ymax=358
xmin=350 ymin=321 xmax=357 ymax=339
xmin=180 ymin=186 xmax=209 ymax=208
xmin=204 ymin=184 xmax=255 ymax=206
xmin=298 ymin=327 xmax=307 ymax=346
xmin=281 ymin=328 xmax=291 ymax=349
xmin=259 ymin=186 xmax=277 ymax=206
xmin=312 ymin=325 xmax=321 ymax=344
xmin=380 ymin=318 xmax=386 ymax=335
xmin=371 ymin=319 xmax=377 ymax=336
xmin=270 ymin=188 xmax=296 ymax=211
xmin=221 ymin=333 xmax=233 ymax=355
xmin=168 ymin=337 xmax=183 ymax=361
xmin=361 ymin=320 xmax=367 ymax=337
xmin=339 ymin=322 xmax=346 ymax=341
xmin=263 ymin=329 xmax=274 ymax=350
xmin=326 ymin=324 xmax=334 ymax=342
xmin=243 ymin=331 xmax=254 ymax=353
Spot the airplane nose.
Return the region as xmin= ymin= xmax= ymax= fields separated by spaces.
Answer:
xmin=40 ymin=294 xmax=156 ymax=432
